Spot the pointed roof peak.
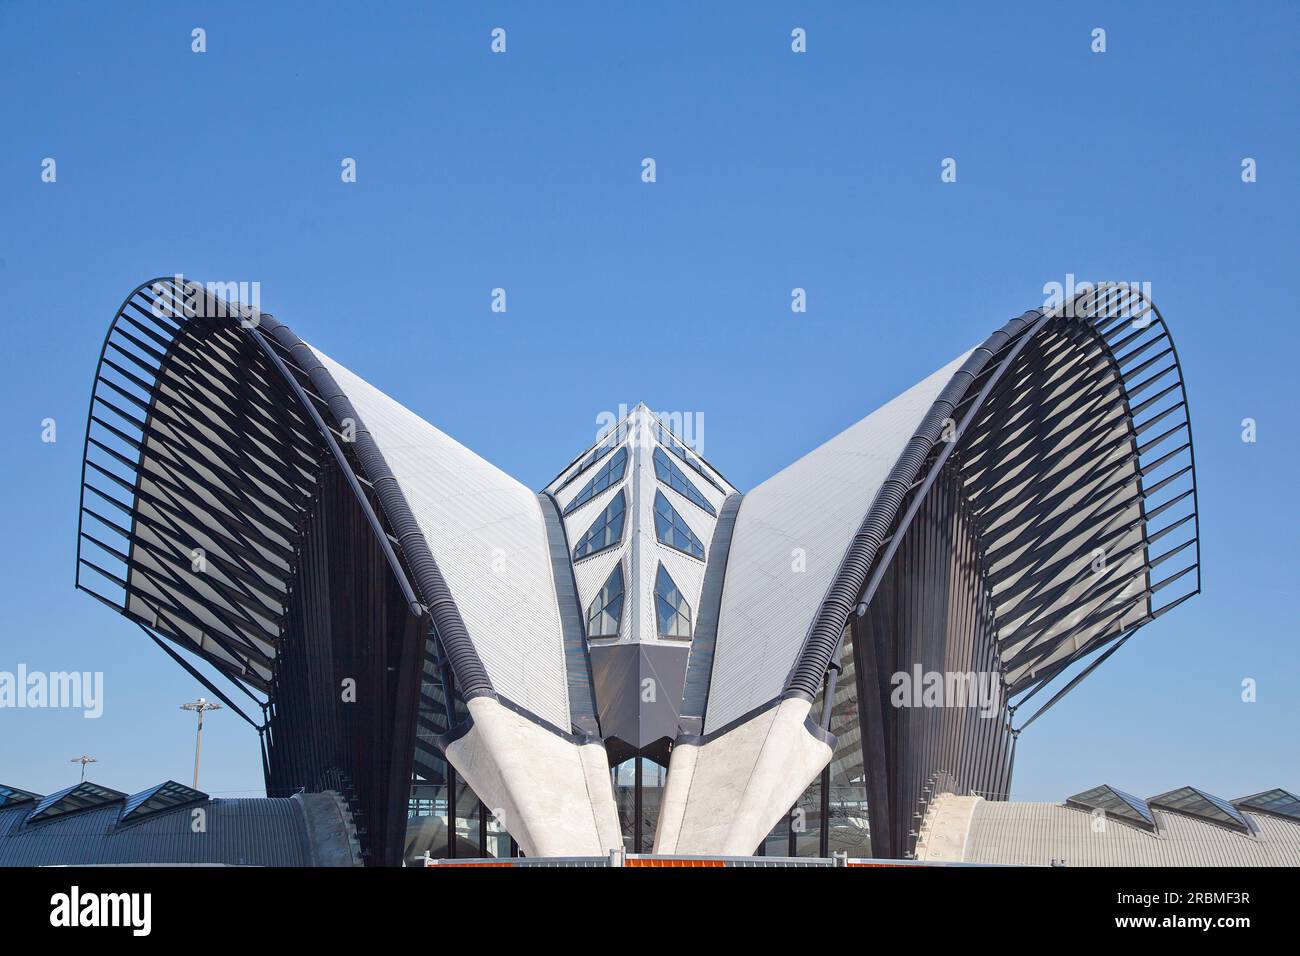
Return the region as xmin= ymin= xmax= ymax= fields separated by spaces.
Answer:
xmin=544 ymin=404 xmax=736 ymax=497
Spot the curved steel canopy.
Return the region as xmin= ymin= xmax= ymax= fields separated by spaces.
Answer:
xmin=784 ymin=284 xmax=1200 ymax=729
xmin=74 ymin=276 xmax=493 ymax=712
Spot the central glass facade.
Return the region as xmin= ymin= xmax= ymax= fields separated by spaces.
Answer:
xmin=611 ymin=757 xmax=667 ymax=853
xmin=407 ymin=622 xmax=872 ymax=862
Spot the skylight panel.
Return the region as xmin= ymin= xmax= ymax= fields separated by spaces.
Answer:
xmin=120 ymin=780 xmax=208 ymax=824
xmin=27 ymin=781 xmax=127 ymax=824
xmin=1149 ymin=786 xmax=1250 ymax=832
xmin=1233 ymin=788 xmax=1300 ymax=822
xmin=0 ymin=784 xmax=41 ymax=808
xmin=1065 ymin=784 xmax=1156 ymax=831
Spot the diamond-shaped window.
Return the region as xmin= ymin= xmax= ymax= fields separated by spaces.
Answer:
xmin=574 ymin=489 xmax=627 ymax=560
xmin=564 ymin=447 xmax=628 ymax=516
xmin=654 ymin=564 xmax=692 ymax=639
xmin=557 ymin=423 xmax=628 ymax=494
xmin=654 ymin=423 xmax=725 ymax=494
xmin=653 ymin=448 xmax=716 ymax=517
xmin=586 ymin=563 xmax=625 ymax=639
xmin=653 ymin=491 xmax=705 ymax=560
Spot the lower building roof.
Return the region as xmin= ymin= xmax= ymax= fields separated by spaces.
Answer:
xmin=917 ymin=791 xmax=1300 ymax=867
xmin=0 ymin=783 xmax=361 ymax=867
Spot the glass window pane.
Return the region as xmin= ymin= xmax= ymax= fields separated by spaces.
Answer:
xmin=586 ymin=563 xmax=625 ymax=638
xmin=574 ymin=490 xmax=627 ymax=560
xmin=652 ymin=447 xmax=716 ymax=516
xmin=653 ymin=491 xmax=705 ymax=559
xmin=654 ymin=563 xmax=693 ymax=639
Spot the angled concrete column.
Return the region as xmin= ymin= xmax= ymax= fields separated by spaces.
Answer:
xmin=445 ymin=697 xmax=621 ymax=857
xmin=653 ymin=697 xmax=833 ymax=855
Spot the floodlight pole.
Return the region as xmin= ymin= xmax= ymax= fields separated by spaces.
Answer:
xmin=180 ymin=697 xmax=222 ymax=789
xmin=70 ymin=754 xmax=97 ymax=782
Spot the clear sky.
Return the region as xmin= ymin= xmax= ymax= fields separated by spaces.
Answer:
xmin=1 ymin=2 xmax=1295 ymax=803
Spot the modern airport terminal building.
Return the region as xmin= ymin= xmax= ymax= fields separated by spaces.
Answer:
xmin=14 ymin=275 xmax=1285 ymax=867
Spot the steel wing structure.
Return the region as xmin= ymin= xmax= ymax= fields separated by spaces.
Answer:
xmin=76 ymin=277 xmax=1199 ymax=864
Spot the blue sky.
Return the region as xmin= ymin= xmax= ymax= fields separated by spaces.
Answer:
xmin=0 ymin=2 xmax=1295 ymax=803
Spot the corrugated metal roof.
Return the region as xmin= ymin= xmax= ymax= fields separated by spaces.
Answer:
xmin=706 ymin=350 xmax=973 ymax=731
xmin=960 ymin=798 xmax=1300 ymax=866
xmin=0 ymin=794 xmax=322 ymax=866
xmin=313 ymin=348 xmax=571 ymax=730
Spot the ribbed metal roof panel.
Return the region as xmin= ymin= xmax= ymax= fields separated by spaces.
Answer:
xmin=964 ymin=800 xmax=1300 ymax=866
xmin=0 ymin=797 xmax=315 ymax=867
xmin=706 ymin=350 xmax=972 ymax=731
xmin=313 ymin=349 xmax=570 ymax=730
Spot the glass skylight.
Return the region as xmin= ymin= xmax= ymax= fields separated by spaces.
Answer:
xmin=653 ymin=491 xmax=705 ymax=559
xmin=1065 ymin=784 xmax=1156 ymax=831
xmin=586 ymin=563 xmax=625 ymax=639
xmin=1150 ymin=786 xmax=1250 ymax=832
xmin=573 ymin=489 xmax=627 ymax=560
xmin=564 ymin=447 xmax=628 ymax=516
xmin=27 ymin=781 xmax=127 ymax=824
xmin=1233 ymin=788 xmax=1300 ymax=822
xmin=654 ymin=563 xmax=692 ymax=639
xmin=653 ymin=447 xmax=716 ymax=516
xmin=120 ymin=780 xmax=208 ymax=824
xmin=0 ymin=784 xmax=41 ymax=808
